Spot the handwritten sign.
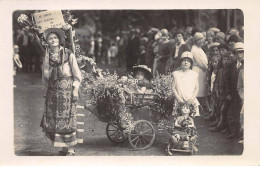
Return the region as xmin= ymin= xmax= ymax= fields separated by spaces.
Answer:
xmin=33 ymin=10 xmax=65 ymax=33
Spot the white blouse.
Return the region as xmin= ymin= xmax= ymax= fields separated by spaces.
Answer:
xmin=173 ymin=69 xmax=198 ymax=101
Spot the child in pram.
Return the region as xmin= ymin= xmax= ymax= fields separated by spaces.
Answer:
xmin=119 ymin=65 xmax=154 ymax=104
xmin=167 ymin=102 xmax=198 ymax=155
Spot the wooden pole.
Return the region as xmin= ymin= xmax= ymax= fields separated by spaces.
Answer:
xmin=70 ymin=27 xmax=76 ymax=55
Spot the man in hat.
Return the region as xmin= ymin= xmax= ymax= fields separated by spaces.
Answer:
xmin=227 ymin=34 xmax=243 ymax=50
xmin=226 ymin=42 xmax=244 ymax=139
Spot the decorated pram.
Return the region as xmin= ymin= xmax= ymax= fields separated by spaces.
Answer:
xmin=166 ymin=102 xmax=199 ymax=155
xmin=81 ymin=87 xmax=174 ymax=150
xmin=78 ymin=71 xmax=175 ymax=150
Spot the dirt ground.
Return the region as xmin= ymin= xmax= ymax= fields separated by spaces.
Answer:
xmin=13 ymin=66 xmax=243 ymax=156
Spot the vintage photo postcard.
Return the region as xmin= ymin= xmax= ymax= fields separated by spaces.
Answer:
xmin=0 ymin=0 xmax=260 ymax=166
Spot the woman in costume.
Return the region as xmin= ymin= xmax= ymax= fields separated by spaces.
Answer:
xmin=40 ymin=28 xmax=82 ymax=156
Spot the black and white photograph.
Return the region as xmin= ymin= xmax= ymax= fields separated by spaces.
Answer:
xmin=1 ymin=0 xmax=260 ymax=166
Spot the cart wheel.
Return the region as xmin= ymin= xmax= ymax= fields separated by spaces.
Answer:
xmin=128 ymin=120 xmax=155 ymax=150
xmin=106 ymin=123 xmax=127 ymax=143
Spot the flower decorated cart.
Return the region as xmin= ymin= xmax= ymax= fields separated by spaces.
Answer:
xmin=80 ymin=71 xmax=175 ymax=150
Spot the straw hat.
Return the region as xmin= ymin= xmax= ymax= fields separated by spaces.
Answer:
xmin=233 ymin=42 xmax=244 ymax=52
xmin=43 ymin=28 xmax=65 ymax=43
xmin=193 ymin=32 xmax=205 ymax=43
xmin=132 ymin=65 xmax=153 ymax=80
xmin=209 ymin=42 xmax=220 ymax=50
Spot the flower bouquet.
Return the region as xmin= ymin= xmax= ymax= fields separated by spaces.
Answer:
xmin=17 ymin=13 xmax=41 ymax=34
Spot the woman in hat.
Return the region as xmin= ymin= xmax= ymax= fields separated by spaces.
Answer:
xmin=191 ymin=32 xmax=209 ymax=109
xmin=215 ymin=32 xmax=226 ymax=45
xmin=172 ymin=52 xmax=200 ymax=116
xmin=40 ymin=28 xmax=82 ymax=156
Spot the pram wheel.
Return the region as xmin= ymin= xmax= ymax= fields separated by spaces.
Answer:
xmin=106 ymin=123 xmax=127 ymax=143
xmin=128 ymin=120 xmax=155 ymax=150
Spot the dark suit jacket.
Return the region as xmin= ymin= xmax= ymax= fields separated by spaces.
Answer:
xmin=125 ymin=35 xmax=140 ymax=70
xmin=125 ymin=35 xmax=140 ymax=58
xmin=215 ymin=67 xmax=231 ymax=101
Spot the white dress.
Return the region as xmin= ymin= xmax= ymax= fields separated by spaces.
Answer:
xmin=191 ymin=45 xmax=208 ymax=97
xmin=173 ymin=69 xmax=200 ymax=116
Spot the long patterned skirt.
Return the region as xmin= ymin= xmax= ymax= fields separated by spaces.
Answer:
xmin=40 ymin=77 xmax=82 ymax=147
